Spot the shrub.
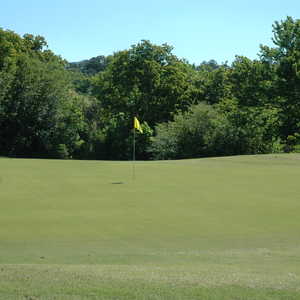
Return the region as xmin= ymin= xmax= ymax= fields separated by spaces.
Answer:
xmin=149 ymin=102 xmax=281 ymax=160
xmin=54 ymin=144 xmax=70 ymax=159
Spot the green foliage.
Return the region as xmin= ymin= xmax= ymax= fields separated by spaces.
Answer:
xmin=260 ymin=16 xmax=300 ymax=137
xmin=92 ymin=40 xmax=194 ymax=127
xmin=150 ymin=102 xmax=281 ymax=160
xmin=130 ymin=121 xmax=154 ymax=160
xmin=101 ymin=113 xmax=153 ymax=160
xmin=2 ymin=17 xmax=300 ymax=160
xmin=292 ymin=144 xmax=300 ymax=153
xmin=0 ymin=54 xmax=67 ymax=156
xmin=68 ymin=55 xmax=111 ymax=75
xmin=218 ymin=99 xmax=281 ymax=154
xmin=102 ymin=113 xmax=132 ymax=160
xmin=229 ymin=56 xmax=276 ymax=107
xmin=198 ymin=64 xmax=232 ymax=104
xmin=284 ymin=133 xmax=300 ymax=152
xmin=68 ymin=70 xmax=92 ymax=94
xmin=54 ymin=144 xmax=70 ymax=159
xmin=0 ymin=29 xmax=85 ymax=158
xmin=150 ymin=103 xmax=225 ymax=159
xmin=196 ymin=59 xmax=220 ymax=71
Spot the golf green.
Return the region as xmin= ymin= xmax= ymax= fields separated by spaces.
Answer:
xmin=0 ymin=154 xmax=299 ymax=299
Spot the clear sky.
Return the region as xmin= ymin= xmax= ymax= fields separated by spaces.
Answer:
xmin=1 ymin=0 xmax=300 ymax=64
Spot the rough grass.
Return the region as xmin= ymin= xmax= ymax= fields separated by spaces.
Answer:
xmin=0 ymin=154 xmax=300 ymax=299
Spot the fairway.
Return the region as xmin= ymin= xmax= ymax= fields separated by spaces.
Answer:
xmin=1 ymin=154 xmax=300 ymax=299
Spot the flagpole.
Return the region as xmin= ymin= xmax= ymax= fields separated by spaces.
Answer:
xmin=132 ymin=120 xmax=136 ymax=180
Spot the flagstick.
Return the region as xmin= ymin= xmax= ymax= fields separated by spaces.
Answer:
xmin=132 ymin=125 xmax=136 ymax=180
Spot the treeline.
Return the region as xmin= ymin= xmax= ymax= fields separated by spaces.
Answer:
xmin=1 ymin=16 xmax=300 ymax=160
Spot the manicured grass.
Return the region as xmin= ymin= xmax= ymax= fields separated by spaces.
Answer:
xmin=0 ymin=154 xmax=300 ymax=299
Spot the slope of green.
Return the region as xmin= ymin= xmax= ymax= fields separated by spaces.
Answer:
xmin=0 ymin=154 xmax=300 ymax=299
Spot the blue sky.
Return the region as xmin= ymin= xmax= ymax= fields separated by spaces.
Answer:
xmin=1 ymin=0 xmax=300 ymax=64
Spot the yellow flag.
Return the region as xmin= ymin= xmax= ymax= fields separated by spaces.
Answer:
xmin=134 ymin=117 xmax=143 ymax=133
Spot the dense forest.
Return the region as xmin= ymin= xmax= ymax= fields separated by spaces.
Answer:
xmin=1 ymin=16 xmax=300 ymax=160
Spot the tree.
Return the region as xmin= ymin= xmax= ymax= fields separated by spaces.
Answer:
xmin=0 ymin=29 xmax=85 ymax=158
xmin=149 ymin=103 xmax=230 ymax=159
xmin=198 ymin=64 xmax=232 ymax=104
xmin=92 ymin=40 xmax=194 ymax=127
xmin=68 ymin=55 xmax=111 ymax=75
xmin=217 ymin=99 xmax=281 ymax=155
xmin=150 ymin=102 xmax=281 ymax=160
xmin=260 ymin=16 xmax=300 ymax=138
xmin=229 ymin=56 xmax=276 ymax=107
